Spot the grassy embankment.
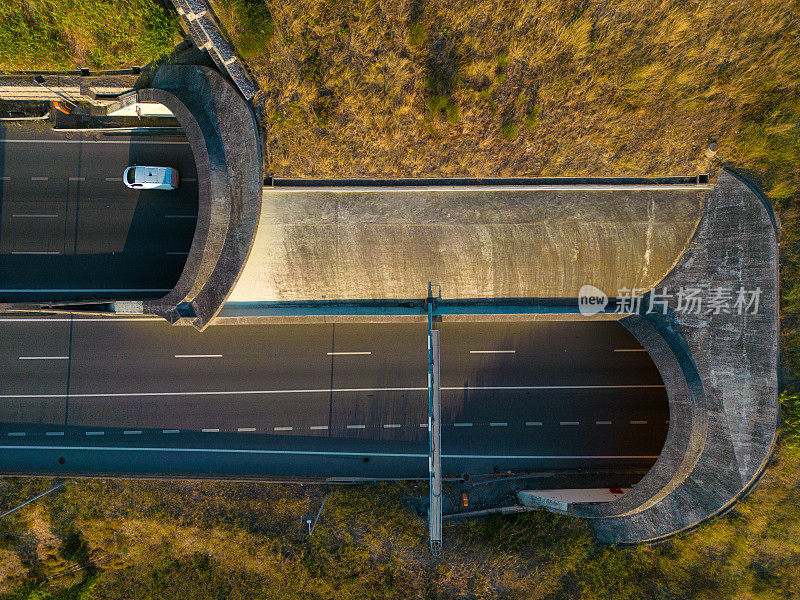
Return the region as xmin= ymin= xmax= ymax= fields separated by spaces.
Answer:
xmin=0 ymin=0 xmax=178 ymax=70
xmin=1 ymin=0 xmax=800 ymax=598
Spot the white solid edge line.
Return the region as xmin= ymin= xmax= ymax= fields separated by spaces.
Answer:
xmin=469 ymin=350 xmax=516 ymax=354
xmin=327 ymin=351 xmax=372 ymax=355
xmin=19 ymin=356 xmax=69 ymax=360
xmin=0 ymin=139 xmax=190 ymax=145
xmin=0 ymin=445 xmax=661 ymax=460
xmin=174 ymin=354 xmax=223 ymax=358
xmin=0 ymin=318 xmax=161 ymax=322
xmin=0 ymin=384 xmax=665 ymax=399
xmin=0 ymin=289 xmax=171 ymax=292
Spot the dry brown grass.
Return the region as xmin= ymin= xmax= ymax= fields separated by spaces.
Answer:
xmin=0 ymin=441 xmax=798 ymax=599
xmin=218 ymin=0 xmax=798 ymax=190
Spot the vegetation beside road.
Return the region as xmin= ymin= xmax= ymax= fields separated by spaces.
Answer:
xmin=0 ymin=419 xmax=798 ymax=599
xmin=0 ymin=0 xmax=178 ymax=70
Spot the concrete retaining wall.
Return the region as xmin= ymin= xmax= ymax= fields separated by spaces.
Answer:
xmin=572 ymin=169 xmax=780 ymax=543
xmin=228 ymin=185 xmax=706 ymax=303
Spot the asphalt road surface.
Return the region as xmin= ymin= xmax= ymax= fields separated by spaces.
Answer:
xmin=0 ymin=316 xmax=668 ymax=479
xmin=0 ymin=124 xmax=198 ymax=303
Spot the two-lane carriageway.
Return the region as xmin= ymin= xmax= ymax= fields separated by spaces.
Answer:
xmin=0 ymin=317 xmax=668 ymax=479
xmin=0 ymin=124 xmax=198 ymax=303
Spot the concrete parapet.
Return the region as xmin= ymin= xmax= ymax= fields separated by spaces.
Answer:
xmin=572 ymin=169 xmax=780 ymax=543
xmin=130 ymin=65 xmax=261 ymax=329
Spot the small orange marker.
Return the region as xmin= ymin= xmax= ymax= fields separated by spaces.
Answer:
xmin=461 ymin=492 xmax=469 ymax=508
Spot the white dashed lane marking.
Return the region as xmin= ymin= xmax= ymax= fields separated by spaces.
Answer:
xmin=327 ymin=351 xmax=372 ymax=356
xmin=1 ymin=417 xmax=668 ymax=439
xmin=469 ymin=350 xmax=516 ymax=354
xmin=19 ymin=356 xmax=69 ymax=360
xmin=174 ymin=354 xmax=222 ymax=358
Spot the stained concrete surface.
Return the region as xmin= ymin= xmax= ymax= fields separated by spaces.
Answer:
xmin=228 ymin=186 xmax=705 ymax=302
xmin=573 ymin=169 xmax=780 ymax=543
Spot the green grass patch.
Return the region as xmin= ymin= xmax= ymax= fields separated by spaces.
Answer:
xmin=0 ymin=0 xmax=177 ymax=70
xmin=212 ymin=0 xmax=274 ymax=60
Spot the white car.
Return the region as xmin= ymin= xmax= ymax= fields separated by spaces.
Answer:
xmin=123 ymin=166 xmax=180 ymax=190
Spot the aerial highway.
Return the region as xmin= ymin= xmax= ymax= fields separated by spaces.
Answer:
xmin=0 ymin=317 xmax=668 ymax=479
xmin=0 ymin=124 xmax=198 ymax=303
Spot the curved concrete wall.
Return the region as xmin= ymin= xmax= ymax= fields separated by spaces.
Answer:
xmin=573 ymin=169 xmax=780 ymax=543
xmin=228 ymin=186 xmax=705 ymax=302
xmin=131 ymin=65 xmax=261 ymax=330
